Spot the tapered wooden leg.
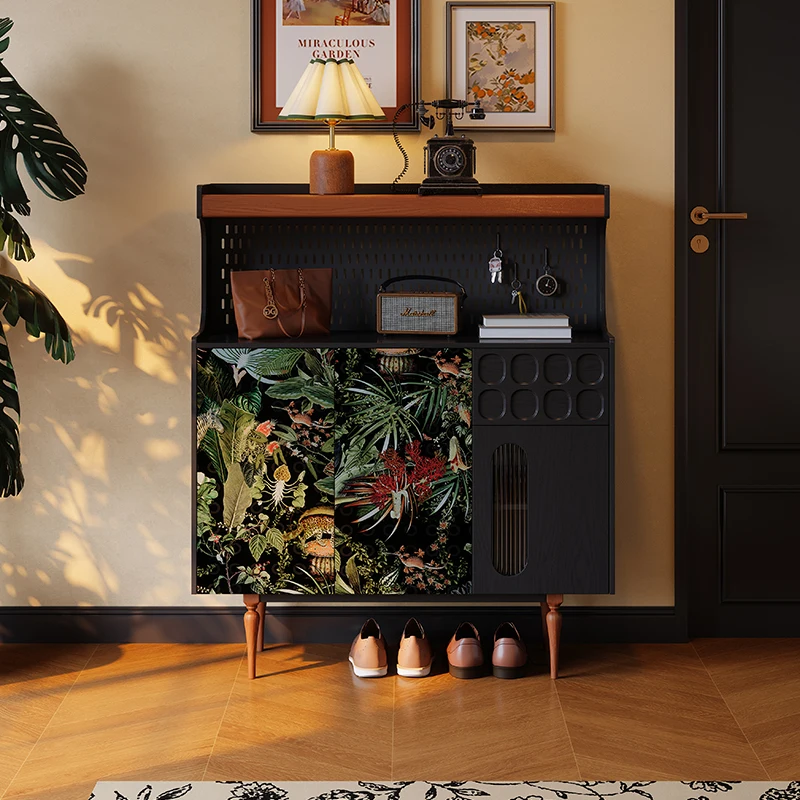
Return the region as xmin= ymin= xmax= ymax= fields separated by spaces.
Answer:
xmin=256 ymin=601 xmax=266 ymax=653
xmin=546 ymin=593 xmax=563 ymax=680
xmin=243 ymin=594 xmax=260 ymax=680
xmin=540 ymin=601 xmax=550 ymax=647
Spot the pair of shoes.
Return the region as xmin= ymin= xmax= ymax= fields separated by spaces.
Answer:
xmin=348 ymin=618 xmax=432 ymax=678
xmin=447 ymin=621 xmax=527 ymax=679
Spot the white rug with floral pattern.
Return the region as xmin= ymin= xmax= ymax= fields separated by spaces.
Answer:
xmin=88 ymin=781 xmax=800 ymax=800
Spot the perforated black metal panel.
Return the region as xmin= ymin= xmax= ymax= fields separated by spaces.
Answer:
xmin=202 ymin=217 xmax=605 ymax=336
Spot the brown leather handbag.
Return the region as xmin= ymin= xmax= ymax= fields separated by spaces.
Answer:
xmin=230 ymin=268 xmax=332 ymax=339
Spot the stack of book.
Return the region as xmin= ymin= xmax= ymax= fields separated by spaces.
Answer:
xmin=478 ymin=313 xmax=572 ymax=340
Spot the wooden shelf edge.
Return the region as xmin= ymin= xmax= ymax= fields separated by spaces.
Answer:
xmin=201 ymin=193 xmax=608 ymax=219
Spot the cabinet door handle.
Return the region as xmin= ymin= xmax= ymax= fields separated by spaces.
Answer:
xmin=691 ymin=205 xmax=748 ymax=225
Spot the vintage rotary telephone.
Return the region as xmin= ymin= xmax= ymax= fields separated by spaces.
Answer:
xmin=392 ymin=98 xmax=486 ymax=195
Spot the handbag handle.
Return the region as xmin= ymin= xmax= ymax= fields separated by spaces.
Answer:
xmin=378 ymin=275 xmax=467 ymax=300
xmin=263 ymin=268 xmax=307 ymax=338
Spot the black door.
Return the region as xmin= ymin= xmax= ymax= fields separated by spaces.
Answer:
xmin=679 ymin=0 xmax=800 ymax=635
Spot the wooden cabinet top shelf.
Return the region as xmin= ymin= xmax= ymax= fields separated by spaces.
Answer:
xmin=198 ymin=184 xmax=610 ymax=220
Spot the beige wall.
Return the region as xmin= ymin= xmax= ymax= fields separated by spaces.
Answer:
xmin=0 ymin=0 xmax=674 ymax=609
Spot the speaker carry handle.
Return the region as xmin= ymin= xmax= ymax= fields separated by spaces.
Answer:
xmin=378 ymin=275 xmax=467 ymax=304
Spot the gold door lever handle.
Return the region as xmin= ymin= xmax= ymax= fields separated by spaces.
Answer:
xmin=691 ymin=205 xmax=748 ymax=225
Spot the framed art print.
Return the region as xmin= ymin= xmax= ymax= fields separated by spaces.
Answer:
xmin=446 ymin=1 xmax=555 ymax=131
xmin=252 ymin=0 xmax=420 ymax=131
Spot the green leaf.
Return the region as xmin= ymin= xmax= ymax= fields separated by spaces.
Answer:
xmin=222 ymin=462 xmax=256 ymax=529
xmin=265 ymin=376 xmax=308 ymax=400
xmin=212 ymin=348 xmax=304 ymax=379
xmin=218 ymin=400 xmax=255 ymax=468
xmin=0 ymin=51 xmax=87 ymax=213
xmin=266 ymin=376 xmax=334 ymax=408
xmin=196 ymin=354 xmax=235 ymax=403
xmin=345 ymin=555 xmax=361 ymax=592
xmin=0 ymin=325 xmax=22 ymax=496
xmin=199 ymin=429 xmax=227 ymax=484
xmin=303 ymin=349 xmax=324 ymax=376
xmin=249 ymin=533 xmax=268 ymax=562
xmin=0 ymin=207 xmax=33 ymax=261
xmin=0 ymin=276 xmax=74 ymax=497
xmin=315 ymin=475 xmax=335 ymax=496
xmin=232 ymin=387 xmax=261 ymax=415
xmin=196 ymin=474 xmax=218 ymax=536
xmin=302 ymin=381 xmax=334 ymax=408
xmin=0 ymin=19 xmax=12 ymax=56
xmin=335 ymin=573 xmax=355 ymax=595
xmin=0 ymin=275 xmax=74 ymax=363
xmin=265 ymin=527 xmax=285 ymax=552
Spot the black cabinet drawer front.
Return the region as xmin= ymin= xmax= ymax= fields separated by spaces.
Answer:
xmin=473 ymin=347 xmax=608 ymax=425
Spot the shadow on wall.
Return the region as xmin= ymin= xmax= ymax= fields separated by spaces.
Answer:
xmin=0 ymin=56 xmax=209 ymax=616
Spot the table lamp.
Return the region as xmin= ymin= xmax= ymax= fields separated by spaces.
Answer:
xmin=278 ymin=58 xmax=386 ymax=195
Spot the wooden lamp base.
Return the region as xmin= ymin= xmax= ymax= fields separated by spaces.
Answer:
xmin=309 ymin=149 xmax=355 ymax=195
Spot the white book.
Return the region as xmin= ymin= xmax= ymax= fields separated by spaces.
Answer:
xmin=482 ymin=313 xmax=570 ymax=328
xmin=478 ymin=325 xmax=572 ymax=340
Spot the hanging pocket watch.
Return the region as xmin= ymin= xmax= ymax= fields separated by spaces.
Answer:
xmin=535 ymin=247 xmax=559 ymax=298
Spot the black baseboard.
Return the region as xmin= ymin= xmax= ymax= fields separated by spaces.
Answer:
xmin=0 ymin=604 xmax=685 ymax=645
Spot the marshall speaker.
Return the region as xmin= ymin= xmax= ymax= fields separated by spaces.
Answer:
xmin=376 ymin=275 xmax=466 ymax=335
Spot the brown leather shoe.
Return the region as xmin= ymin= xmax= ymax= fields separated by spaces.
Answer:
xmin=447 ymin=621 xmax=484 ymax=679
xmin=397 ymin=617 xmax=433 ymax=678
xmin=349 ymin=618 xmax=388 ymax=678
xmin=492 ymin=621 xmax=527 ymax=679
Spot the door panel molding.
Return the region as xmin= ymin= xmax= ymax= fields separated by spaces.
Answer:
xmin=719 ymin=486 xmax=800 ymax=604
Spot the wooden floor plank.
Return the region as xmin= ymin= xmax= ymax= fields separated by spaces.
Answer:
xmin=392 ymin=649 xmax=578 ymax=780
xmin=0 ymin=644 xmax=96 ymax=798
xmin=694 ymin=638 xmax=800 ymax=780
xmin=555 ymin=643 xmax=769 ymax=780
xmin=2 ymin=644 xmax=243 ymax=800
xmin=204 ymin=644 xmax=394 ymax=781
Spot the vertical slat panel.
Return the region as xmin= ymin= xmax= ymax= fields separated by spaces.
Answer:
xmin=492 ymin=443 xmax=529 ymax=576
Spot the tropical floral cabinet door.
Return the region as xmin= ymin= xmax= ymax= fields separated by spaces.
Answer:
xmin=195 ymin=347 xmax=472 ymax=596
xmin=334 ymin=348 xmax=473 ymax=595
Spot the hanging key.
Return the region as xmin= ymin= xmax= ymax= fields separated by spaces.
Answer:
xmin=489 ymin=249 xmax=503 ymax=284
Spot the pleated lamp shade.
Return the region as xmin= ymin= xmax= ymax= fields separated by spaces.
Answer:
xmin=278 ymin=58 xmax=386 ymax=121
xmin=278 ymin=58 xmax=385 ymax=194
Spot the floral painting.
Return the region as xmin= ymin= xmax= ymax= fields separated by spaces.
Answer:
xmin=467 ymin=22 xmax=536 ymax=112
xmin=195 ymin=347 xmax=472 ymax=596
xmin=282 ymin=0 xmax=390 ymax=26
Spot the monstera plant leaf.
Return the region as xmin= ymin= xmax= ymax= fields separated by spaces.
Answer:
xmin=0 ymin=17 xmax=87 ymax=260
xmin=0 ymin=274 xmax=74 ymax=497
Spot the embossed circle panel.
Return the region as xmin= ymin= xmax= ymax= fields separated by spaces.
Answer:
xmin=577 ymin=353 xmax=605 ymax=385
xmin=576 ymin=390 xmax=605 ymax=420
xmin=510 ymin=353 xmax=539 ymax=385
xmin=478 ymin=389 xmax=506 ymax=420
xmin=543 ymin=353 xmax=572 ymax=385
xmin=510 ymin=389 xmax=538 ymax=420
xmin=543 ymin=389 xmax=571 ymax=420
xmin=478 ymin=353 xmax=506 ymax=385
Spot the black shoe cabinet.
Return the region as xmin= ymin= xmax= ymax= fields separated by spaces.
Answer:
xmin=193 ymin=184 xmax=614 ymax=679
